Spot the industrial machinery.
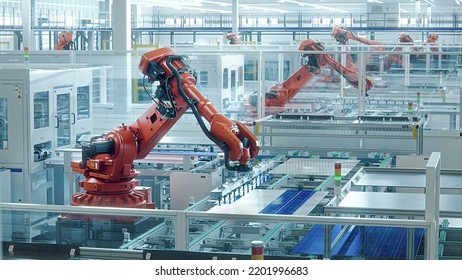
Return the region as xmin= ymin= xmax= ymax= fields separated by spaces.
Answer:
xmin=0 ymin=68 xmax=93 ymax=205
xmin=70 ymin=47 xmax=260 ymax=209
xmin=426 ymin=33 xmax=439 ymax=44
xmin=248 ymin=39 xmax=373 ymax=115
xmin=54 ymin=31 xmax=75 ymax=50
xmin=0 ymin=67 xmax=93 ymax=242
xmin=226 ymin=32 xmax=238 ymax=45
xmin=331 ymin=25 xmax=415 ymax=72
xmin=51 ymin=48 xmax=260 ymax=248
xmin=331 ymin=26 xmax=445 ymax=74
xmin=255 ymin=114 xmax=425 ymax=158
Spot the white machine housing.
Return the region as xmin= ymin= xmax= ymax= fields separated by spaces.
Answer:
xmin=0 ymin=67 xmax=93 ymax=205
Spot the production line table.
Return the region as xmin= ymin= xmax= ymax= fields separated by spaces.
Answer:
xmin=324 ymin=192 xmax=462 ymax=218
xmin=207 ymin=189 xmax=328 ymax=215
xmin=350 ymin=167 xmax=462 ymax=194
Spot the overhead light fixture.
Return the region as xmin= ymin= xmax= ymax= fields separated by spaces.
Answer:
xmin=283 ymin=0 xmax=348 ymax=13
xmin=186 ymin=6 xmax=231 ymax=13
xmin=202 ymin=1 xmax=231 ymax=7
xmin=456 ymin=0 xmax=460 ymax=5
xmin=367 ymin=0 xmax=384 ymax=3
xmin=240 ymin=4 xmax=289 ymax=13
xmin=424 ymin=0 xmax=435 ymax=7
xmin=135 ymin=0 xmax=202 ymax=7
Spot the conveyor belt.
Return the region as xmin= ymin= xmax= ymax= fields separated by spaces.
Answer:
xmin=270 ymin=158 xmax=360 ymax=177
xmin=291 ymin=224 xmax=424 ymax=259
xmin=259 ymin=190 xmax=315 ymax=215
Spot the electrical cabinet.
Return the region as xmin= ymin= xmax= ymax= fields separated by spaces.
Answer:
xmin=0 ymin=67 xmax=93 ymax=205
xmin=0 ymin=67 xmax=94 ymax=242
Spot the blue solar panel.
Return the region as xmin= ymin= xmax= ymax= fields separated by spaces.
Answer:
xmin=360 ymin=227 xmax=424 ymax=259
xmin=292 ymin=225 xmax=425 ymax=259
xmin=291 ymin=224 xmax=343 ymax=255
xmin=259 ymin=190 xmax=315 ymax=215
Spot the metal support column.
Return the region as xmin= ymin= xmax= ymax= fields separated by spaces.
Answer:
xmin=170 ymin=31 xmax=175 ymax=46
xmin=358 ymin=52 xmax=366 ymax=115
xmin=406 ymin=226 xmax=415 ymax=259
xmin=340 ymin=45 xmax=346 ymax=97
xmin=232 ymin=0 xmax=239 ymax=36
xmin=425 ymin=152 xmax=441 ymax=260
xmin=87 ymin=31 xmax=95 ymax=50
xmin=459 ymin=87 xmax=462 ymax=130
xmin=323 ymin=224 xmax=332 ymax=259
xmin=258 ymin=51 xmax=265 ymax=119
xmin=22 ymin=0 xmax=32 ymax=50
xmin=404 ymin=46 xmax=410 ymax=87
xmin=112 ymin=0 xmax=132 ymax=114
xmin=175 ymin=212 xmax=188 ymax=251
xmin=278 ymin=50 xmax=284 ymax=83
xmin=425 ymin=44 xmax=431 ymax=74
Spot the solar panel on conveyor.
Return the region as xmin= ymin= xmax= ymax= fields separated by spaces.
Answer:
xmin=258 ymin=190 xmax=315 ymax=215
xmin=291 ymin=224 xmax=343 ymax=255
xmin=291 ymin=224 xmax=425 ymax=259
xmin=361 ymin=227 xmax=424 ymax=259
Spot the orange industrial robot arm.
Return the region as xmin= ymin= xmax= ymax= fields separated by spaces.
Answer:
xmin=70 ymin=48 xmax=259 ymax=208
xmin=54 ymin=31 xmax=75 ymax=50
xmin=332 ymin=26 xmax=415 ymax=71
xmin=426 ymin=33 xmax=439 ymax=44
xmin=251 ymin=39 xmax=372 ymax=111
xmin=383 ymin=32 xmax=415 ymax=70
xmin=226 ymin=32 xmax=238 ymax=44
xmin=424 ymin=33 xmax=439 ymax=53
xmin=331 ymin=25 xmax=384 ymax=46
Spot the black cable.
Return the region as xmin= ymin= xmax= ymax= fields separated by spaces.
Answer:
xmin=165 ymin=55 xmax=248 ymax=171
xmin=142 ymin=75 xmax=159 ymax=104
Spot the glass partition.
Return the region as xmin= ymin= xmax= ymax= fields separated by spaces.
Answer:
xmin=1 ymin=205 xmax=176 ymax=251
xmin=0 ymin=203 xmax=432 ymax=260
xmin=33 ymin=91 xmax=49 ymax=129
xmin=187 ymin=217 xmax=426 ymax=260
xmin=0 ymin=45 xmax=459 ymax=155
xmin=0 ymin=98 xmax=7 ymax=150
xmin=55 ymin=91 xmax=71 ymax=147
xmin=76 ymin=86 xmax=90 ymax=120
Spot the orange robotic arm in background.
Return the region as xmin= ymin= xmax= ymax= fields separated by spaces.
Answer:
xmin=71 ymin=48 xmax=260 ymax=208
xmin=250 ymin=39 xmax=372 ymax=111
xmin=331 ymin=26 xmax=415 ymax=71
xmin=426 ymin=33 xmax=439 ymax=44
xmin=226 ymin=32 xmax=238 ymax=44
xmin=54 ymin=31 xmax=75 ymax=50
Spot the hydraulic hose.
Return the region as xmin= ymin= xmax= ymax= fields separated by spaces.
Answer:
xmin=165 ymin=56 xmax=250 ymax=172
